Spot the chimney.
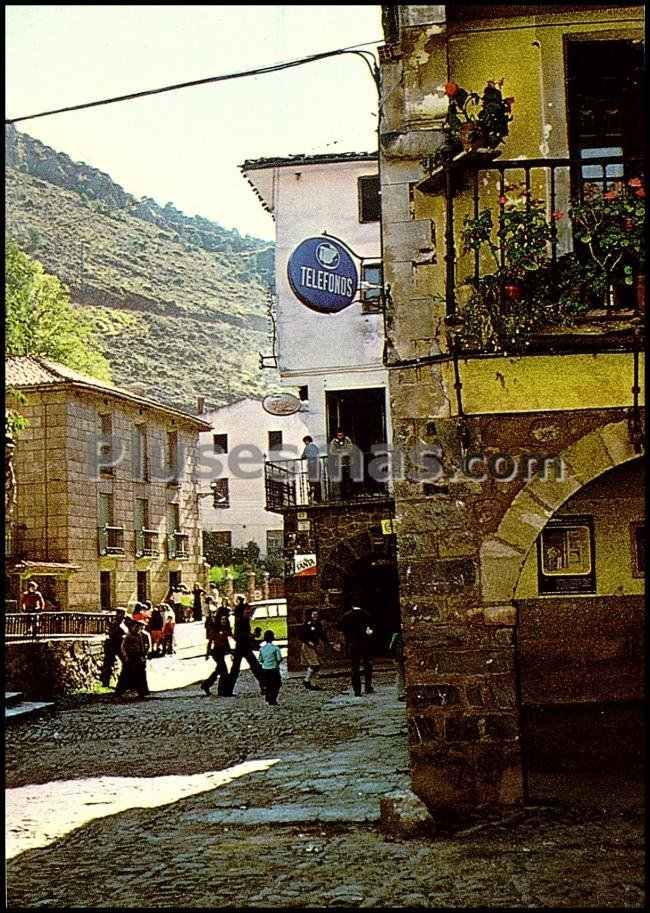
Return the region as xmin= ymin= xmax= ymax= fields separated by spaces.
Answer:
xmin=197 ymin=396 xmax=205 ymax=415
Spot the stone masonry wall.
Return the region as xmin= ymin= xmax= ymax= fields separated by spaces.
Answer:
xmin=5 ymin=637 xmax=106 ymax=699
xmin=283 ymin=500 xmax=394 ymax=671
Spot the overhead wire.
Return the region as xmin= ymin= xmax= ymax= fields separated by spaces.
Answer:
xmin=5 ymin=39 xmax=382 ymax=125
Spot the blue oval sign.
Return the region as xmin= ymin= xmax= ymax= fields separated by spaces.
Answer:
xmin=287 ymin=236 xmax=358 ymax=314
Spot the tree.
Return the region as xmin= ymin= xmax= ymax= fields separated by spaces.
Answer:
xmin=5 ymin=239 xmax=111 ymax=380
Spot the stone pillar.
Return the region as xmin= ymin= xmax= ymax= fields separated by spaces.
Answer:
xmin=246 ymin=570 xmax=256 ymax=601
xmin=224 ymin=574 xmax=234 ymax=599
xmin=262 ymin=571 xmax=270 ymax=600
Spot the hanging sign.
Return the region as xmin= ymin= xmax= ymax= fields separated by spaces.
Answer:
xmin=292 ymin=553 xmax=318 ymax=577
xmin=287 ymin=236 xmax=358 ymax=314
xmin=262 ymin=393 xmax=302 ymax=416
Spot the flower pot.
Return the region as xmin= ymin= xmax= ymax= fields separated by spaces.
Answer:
xmin=459 ymin=122 xmax=486 ymax=152
xmin=503 ymin=281 xmax=524 ymax=302
xmin=634 ymin=273 xmax=646 ymax=314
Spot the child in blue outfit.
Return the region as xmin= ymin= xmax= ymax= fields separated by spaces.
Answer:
xmin=258 ymin=630 xmax=283 ymax=705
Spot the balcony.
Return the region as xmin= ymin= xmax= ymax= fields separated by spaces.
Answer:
xmin=98 ymin=525 xmax=125 ymax=556
xmin=265 ymin=454 xmax=391 ymax=513
xmin=419 ymin=153 xmax=645 ymax=356
xmin=135 ymin=528 xmax=161 ymax=558
xmin=167 ymin=530 xmax=190 ymax=560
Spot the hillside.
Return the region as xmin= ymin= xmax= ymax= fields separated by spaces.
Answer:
xmin=5 ymin=126 xmax=279 ymax=411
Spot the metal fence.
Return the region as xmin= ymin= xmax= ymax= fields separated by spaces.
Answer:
xmin=265 ymin=453 xmax=391 ymax=512
xmin=5 ymin=611 xmax=112 ymax=640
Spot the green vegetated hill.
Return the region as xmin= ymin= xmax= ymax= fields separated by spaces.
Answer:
xmin=5 ymin=125 xmax=279 ymax=411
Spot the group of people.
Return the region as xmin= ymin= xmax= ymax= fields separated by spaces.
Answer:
xmin=301 ymin=429 xmax=356 ymax=503
xmin=201 ymin=595 xmax=283 ymax=705
xmin=102 ymin=591 xmax=405 ymax=704
xmin=165 ymin=583 xmax=206 ymax=624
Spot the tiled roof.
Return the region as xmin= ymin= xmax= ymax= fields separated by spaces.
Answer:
xmin=240 ymin=151 xmax=377 ymax=171
xmin=5 ymin=356 xmax=211 ymax=430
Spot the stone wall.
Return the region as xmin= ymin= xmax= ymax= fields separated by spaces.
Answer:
xmin=5 ymin=637 xmax=106 ymax=699
xmin=283 ymin=499 xmax=394 ymax=670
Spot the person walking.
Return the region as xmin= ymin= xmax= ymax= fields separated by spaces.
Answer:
xmin=161 ymin=604 xmax=176 ymax=656
xmin=300 ymin=608 xmax=329 ymax=691
xmin=192 ymin=582 xmax=205 ymax=622
xmin=148 ymin=604 xmax=165 ymax=657
xmin=339 ymin=604 xmax=374 ymax=696
xmin=258 ymin=630 xmax=283 ymax=705
xmin=222 ymin=604 xmax=264 ymax=696
xmin=100 ymin=608 xmax=129 ymax=687
xmin=204 ymin=605 xmax=219 ymax=659
xmin=115 ymin=619 xmax=151 ymax=699
xmin=201 ymin=614 xmax=233 ymax=696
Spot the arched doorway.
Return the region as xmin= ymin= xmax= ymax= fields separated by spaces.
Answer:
xmin=514 ymin=457 xmax=645 ymax=808
xmin=343 ymin=555 xmax=400 ymax=655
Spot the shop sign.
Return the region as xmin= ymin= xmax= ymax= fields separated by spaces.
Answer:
xmin=287 ymin=236 xmax=358 ymax=313
xmin=292 ymin=553 xmax=317 ymax=577
xmin=262 ymin=393 xmax=302 ymax=416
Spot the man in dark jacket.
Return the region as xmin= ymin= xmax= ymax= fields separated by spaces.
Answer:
xmin=101 ymin=608 xmax=128 ymax=687
xmin=222 ymin=604 xmax=264 ymax=696
xmin=339 ymin=605 xmax=374 ymax=696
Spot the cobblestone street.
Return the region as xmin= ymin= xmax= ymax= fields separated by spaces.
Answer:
xmin=6 ymin=651 xmax=645 ymax=909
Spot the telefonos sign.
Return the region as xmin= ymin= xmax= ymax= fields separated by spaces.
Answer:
xmin=287 ymin=236 xmax=358 ymax=314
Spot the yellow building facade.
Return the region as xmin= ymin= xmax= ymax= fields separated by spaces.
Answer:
xmin=379 ymin=4 xmax=645 ymax=818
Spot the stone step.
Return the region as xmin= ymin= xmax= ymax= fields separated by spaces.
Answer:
xmin=5 ymin=700 xmax=55 ymax=723
xmin=5 ymin=691 xmax=24 ymax=707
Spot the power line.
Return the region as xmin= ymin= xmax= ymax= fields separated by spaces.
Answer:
xmin=5 ymin=40 xmax=382 ymax=125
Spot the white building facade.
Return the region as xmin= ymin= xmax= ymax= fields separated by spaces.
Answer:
xmin=240 ymin=153 xmax=391 ymax=455
xmin=198 ymin=397 xmax=309 ymax=556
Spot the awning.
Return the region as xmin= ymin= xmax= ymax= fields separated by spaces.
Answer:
xmin=6 ymin=561 xmax=81 ymax=577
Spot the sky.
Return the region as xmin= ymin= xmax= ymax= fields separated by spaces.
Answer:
xmin=5 ymin=5 xmax=383 ymax=241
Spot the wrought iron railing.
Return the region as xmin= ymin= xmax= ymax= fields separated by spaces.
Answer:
xmin=98 ymin=525 xmax=125 ymax=556
xmin=135 ymin=528 xmax=161 ymax=558
xmin=167 ymin=530 xmax=190 ymax=560
xmin=5 ymin=611 xmax=112 ymax=640
xmin=434 ymin=154 xmax=644 ymax=330
xmin=265 ymin=453 xmax=391 ymax=513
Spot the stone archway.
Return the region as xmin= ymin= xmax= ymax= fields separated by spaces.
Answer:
xmin=479 ymin=419 xmax=644 ymax=615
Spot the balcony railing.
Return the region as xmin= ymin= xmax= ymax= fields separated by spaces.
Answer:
xmin=5 ymin=611 xmax=112 ymax=640
xmin=98 ymin=525 xmax=125 ymax=556
xmin=167 ymin=530 xmax=190 ymax=560
xmin=135 ymin=528 xmax=161 ymax=558
xmin=265 ymin=454 xmax=391 ymax=513
xmin=426 ymin=153 xmax=644 ymax=352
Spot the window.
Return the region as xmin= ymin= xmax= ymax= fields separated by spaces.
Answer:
xmin=99 ymin=414 xmax=113 ymax=474
xmin=361 ymin=262 xmax=383 ymax=313
xmin=298 ymin=385 xmax=309 ymax=402
xmin=631 ymin=522 xmax=645 ymax=577
xmin=212 ymin=478 xmax=230 ymax=509
xmin=137 ymin=570 xmax=149 ymax=603
xmin=98 ymin=492 xmax=114 ymax=527
xmin=358 ymin=174 xmax=381 ymax=223
xmin=135 ymin=498 xmax=148 ymax=530
xmin=213 ymin=434 xmax=228 ymax=454
xmin=266 ymin=529 xmax=284 ymax=558
xmin=268 ymin=430 xmax=283 ymax=451
xmin=537 ymin=515 xmax=596 ymax=594
xmin=167 ymin=430 xmax=178 ymax=478
xmin=167 ymin=503 xmax=180 ymax=533
xmin=213 ymin=530 xmax=232 ymax=548
xmin=132 ymin=424 xmax=148 ymax=481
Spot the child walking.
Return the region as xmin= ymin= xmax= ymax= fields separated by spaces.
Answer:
xmin=258 ymin=630 xmax=283 ymax=706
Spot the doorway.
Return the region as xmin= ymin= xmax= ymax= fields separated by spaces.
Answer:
xmin=326 ymin=387 xmax=388 ymax=495
xmin=100 ymin=571 xmax=113 ymax=612
xmin=343 ymin=556 xmax=400 ymax=656
xmin=169 ymin=570 xmax=182 ymax=593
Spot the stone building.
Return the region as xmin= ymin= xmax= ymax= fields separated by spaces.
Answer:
xmin=377 ymin=4 xmax=645 ymax=816
xmin=239 ymin=153 xmax=399 ymax=667
xmin=5 ymin=357 xmax=211 ymax=611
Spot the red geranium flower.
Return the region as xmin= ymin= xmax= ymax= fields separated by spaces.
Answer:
xmin=603 ymin=190 xmax=619 ymax=201
xmin=444 ymin=82 xmax=459 ymax=98
xmin=552 ymin=210 xmax=565 ymax=221
xmin=628 ymin=177 xmax=643 ymax=188
xmin=635 ymin=188 xmax=646 ymax=198
xmin=498 ymin=196 xmax=507 ymax=205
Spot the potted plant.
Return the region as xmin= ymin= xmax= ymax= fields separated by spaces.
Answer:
xmin=442 ymin=79 xmax=514 ymax=154
xmin=458 ymin=185 xmax=592 ymax=352
xmin=569 ymin=176 xmax=646 ymax=312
